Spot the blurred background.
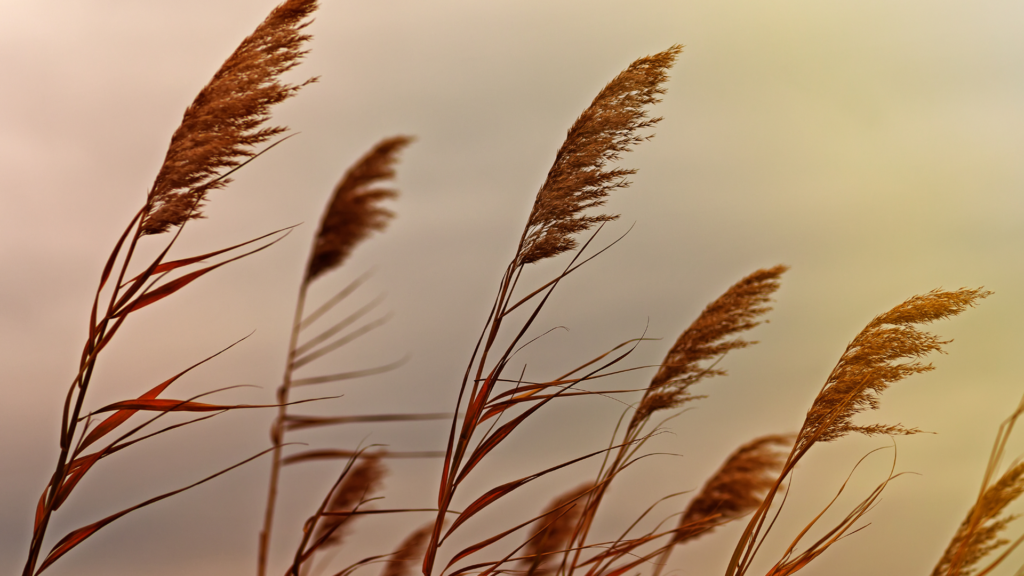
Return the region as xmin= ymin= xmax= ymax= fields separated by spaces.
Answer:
xmin=2 ymin=0 xmax=1024 ymax=574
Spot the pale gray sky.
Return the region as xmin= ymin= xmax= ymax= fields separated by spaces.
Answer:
xmin=3 ymin=1 xmax=1024 ymax=575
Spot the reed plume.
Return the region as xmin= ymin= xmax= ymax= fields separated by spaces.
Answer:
xmin=423 ymin=45 xmax=681 ymax=576
xmin=562 ymin=266 xmax=786 ymax=576
xmin=634 ymin=265 xmax=787 ymax=428
xmin=520 ymin=484 xmax=593 ymax=576
xmin=933 ymin=461 xmax=1024 ymax=576
xmin=307 ymin=136 xmax=413 ymax=281
xmin=22 ymin=2 xmax=320 ymax=574
xmin=285 ymin=453 xmax=391 ymax=576
xmin=382 ymin=523 xmax=434 ymax=576
xmin=798 ymin=288 xmax=991 ymax=450
xmin=675 ymin=434 xmax=792 ymax=544
xmin=142 ymin=0 xmax=318 ymax=235
xmin=652 ymin=435 xmax=791 ymax=576
xmin=312 ymin=455 xmax=387 ymax=549
xmin=517 ymin=45 xmax=682 ymax=266
xmin=934 ymin=395 xmax=1024 ymax=576
xmin=726 ymin=287 xmax=990 ymax=576
xmin=419 ymin=45 xmax=684 ymax=576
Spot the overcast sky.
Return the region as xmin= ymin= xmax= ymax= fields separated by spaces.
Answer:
xmin=3 ymin=1 xmax=1024 ymax=575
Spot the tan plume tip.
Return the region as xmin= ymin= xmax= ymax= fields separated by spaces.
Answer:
xmin=381 ymin=523 xmax=435 ymax=576
xmin=635 ymin=265 xmax=787 ymax=423
xmin=933 ymin=460 xmax=1024 ymax=576
xmin=799 ymin=287 xmax=991 ymax=450
xmin=142 ymin=0 xmax=319 ymax=235
xmin=520 ymin=483 xmax=594 ymax=576
xmin=517 ymin=44 xmax=683 ymax=266
xmin=675 ymin=434 xmax=792 ymax=544
xmin=314 ymin=455 xmax=387 ymax=550
xmin=306 ymin=136 xmax=413 ymax=281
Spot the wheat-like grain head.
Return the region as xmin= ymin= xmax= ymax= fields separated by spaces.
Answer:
xmin=516 ymin=45 xmax=682 ymax=266
xmin=142 ymin=0 xmax=318 ymax=235
xmin=306 ymin=136 xmax=412 ymax=281
xmin=798 ymin=288 xmax=991 ymax=451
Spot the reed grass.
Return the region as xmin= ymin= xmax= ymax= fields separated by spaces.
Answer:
xmin=933 ymin=396 xmax=1024 ymax=576
xmin=22 ymin=1 xmax=318 ymax=574
xmin=18 ymin=2 xmax=1024 ymax=576
xmin=258 ymin=134 xmax=417 ymax=576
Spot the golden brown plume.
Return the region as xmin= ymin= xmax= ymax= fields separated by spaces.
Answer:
xmin=634 ymin=265 xmax=787 ymax=426
xmin=675 ymin=434 xmax=792 ymax=543
xmin=381 ymin=523 xmax=434 ymax=576
xmin=313 ymin=455 xmax=386 ymax=550
xmin=521 ymin=484 xmax=594 ymax=576
xmin=517 ymin=45 xmax=682 ymax=266
xmin=798 ymin=288 xmax=990 ymax=450
xmin=306 ymin=136 xmax=412 ymax=281
xmin=143 ymin=0 xmax=318 ymax=234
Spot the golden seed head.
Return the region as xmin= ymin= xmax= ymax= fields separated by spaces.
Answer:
xmin=517 ymin=45 xmax=682 ymax=266
xmin=306 ymin=136 xmax=412 ymax=281
xmin=142 ymin=0 xmax=319 ymax=235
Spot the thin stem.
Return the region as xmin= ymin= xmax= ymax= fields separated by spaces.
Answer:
xmin=259 ymin=278 xmax=310 ymax=576
xmin=650 ymin=543 xmax=674 ymax=576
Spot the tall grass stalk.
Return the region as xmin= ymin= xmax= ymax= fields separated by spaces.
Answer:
xmin=422 ymin=44 xmax=682 ymax=576
xmin=258 ymin=135 xmax=421 ymax=576
xmin=21 ymin=1 xmax=317 ymax=573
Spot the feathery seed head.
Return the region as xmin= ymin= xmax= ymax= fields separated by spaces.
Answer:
xmin=517 ymin=45 xmax=682 ymax=266
xmin=306 ymin=136 xmax=412 ymax=281
xmin=634 ymin=265 xmax=787 ymax=424
xmin=675 ymin=434 xmax=792 ymax=544
xmin=799 ymin=288 xmax=991 ymax=451
xmin=382 ymin=523 xmax=435 ymax=576
xmin=314 ymin=455 xmax=386 ymax=550
xmin=520 ymin=484 xmax=593 ymax=576
xmin=933 ymin=460 xmax=1024 ymax=576
xmin=142 ymin=0 xmax=318 ymax=235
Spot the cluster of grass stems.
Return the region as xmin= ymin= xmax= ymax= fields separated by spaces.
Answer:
xmin=20 ymin=1 xmax=1024 ymax=576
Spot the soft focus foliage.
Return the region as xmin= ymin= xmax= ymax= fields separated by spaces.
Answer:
xmin=674 ymin=435 xmax=792 ymax=544
xmin=307 ymin=136 xmax=411 ymax=281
